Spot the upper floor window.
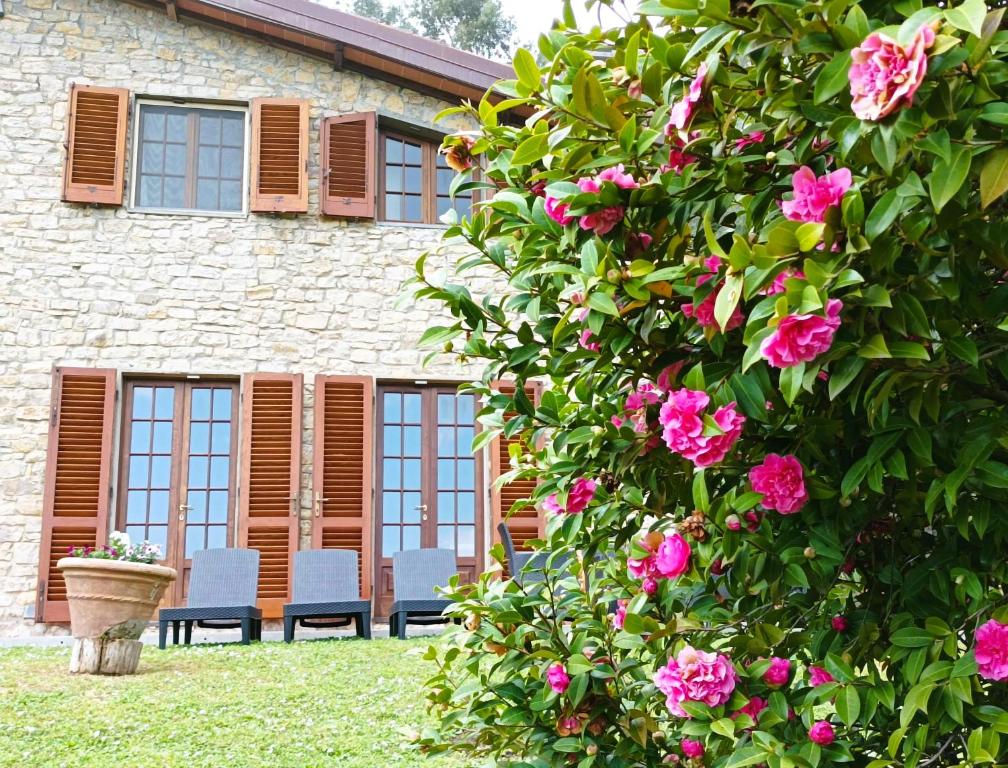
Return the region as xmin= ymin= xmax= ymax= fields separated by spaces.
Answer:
xmin=131 ymin=101 xmax=248 ymax=214
xmin=380 ymin=132 xmax=472 ymax=224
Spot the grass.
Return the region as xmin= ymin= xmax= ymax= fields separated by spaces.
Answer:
xmin=0 ymin=638 xmax=472 ymax=768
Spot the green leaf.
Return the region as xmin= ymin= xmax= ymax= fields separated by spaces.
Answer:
xmin=979 ymin=102 xmax=1008 ymax=126
xmin=891 ymin=627 xmax=934 ymax=647
xmin=814 ymin=50 xmax=853 ymax=104
xmin=980 ymin=149 xmax=1008 ymax=209
xmin=889 ymin=341 xmax=930 ymax=360
xmin=513 ymin=47 xmax=541 ymax=91
xmin=946 ymin=0 xmax=986 ymax=38
xmin=714 ymin=273 xmax=744 ymax=332
xmin=704 ymin=206 xmax=727 ymax=258
xmin=710 ymin=718 xmax=735 ymax=739
xmin=692 ymin=470 xmax=710 ymax=512
xmin=724 ymin=746 xmax=767 ymax=768
xmin=837 ymin=685 xmax=861 ymax=726
xmin=829 ymin=356 xmax=866 ymax=399
xmin=587 ymin=292 xmax=620 ymax=317
xmin=511 ymin=133 xmax=550 ymax=167
xmin=865 ymin=189 xmax=904 ymax=241
xmin=858 ymin=334 xmax=891 ymax=359
xmin=929 ymin=145 xmax=972 ymax=213
xmin=946 ymin=336 xmax=979 ymax=365
xmin=900 ymin=682 xmax=935 ymax=728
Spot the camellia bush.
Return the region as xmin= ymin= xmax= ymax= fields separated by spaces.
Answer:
xmin=413 ymin=1 xmax=1008 ymax=766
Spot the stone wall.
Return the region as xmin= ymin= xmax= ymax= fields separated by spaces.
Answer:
xmin=0 ymin=0 xmax=491 ymax=636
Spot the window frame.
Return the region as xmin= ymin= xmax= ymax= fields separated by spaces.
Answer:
xmin=128 ymin=98 xmax=251 ymax=218
xmin=378 ymin=130 xmax=476 ymax=225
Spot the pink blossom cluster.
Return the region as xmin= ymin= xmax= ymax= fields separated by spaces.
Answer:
xmin=808 ymin=665 xmax=835 ymax=687
xmin=809 ymin=720 xmax=835 ymax=745
xmin=628 ymin=531 xmax=692 ymax=594
xmin=546 ymin=662 xmax=570 ymax=694
xmin=734 ymin=130 xmax=766 ymax=152
xmin=659 ymin=388 xmax=745 ymax=468
xmin=544 ymin=164 xmax=637 ymax=236
xmin=975 ymin=619 xmax=1008 ymax=681
xmin=654 ymin=645 xmax=737 ymax=717
xmin=612 ymin=599 xmax=628 ymax=630
xmin=666 ymin=63 xmax=708 ymax=132
xmin=664 ymin=135 xmax=698 ymax=175
xmin=849 ymin=25 xmax=934 ymax=122
xmin=762 ymin=656 xmax=792 ymax=687
xmin=682 ymin=255 xmax=744 ymax=332
xmin=762 ymin=268 xmax=805 ymax=296
xmin=760 ymin=299 xmax=843 ymax=368
xmin=781 ymin=166 xmax=852 ymax=224
xmin=732 ymin=695 xmax=767 ymax=722
xmin=749 ymin=454 xmax=809 ymax=515
xmin=680 ymin=738 xmax=705 ymax=759
xmin=543 ymin=477 xmax=597 ymax=516
xmin=612 ymin=381 xmax=661 ymax=433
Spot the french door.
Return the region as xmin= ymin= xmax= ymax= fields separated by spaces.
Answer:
xmin=374 ymin=385 xmax=482 ymax=616
xmin=117 ymin=379 xmax=239 ymax=604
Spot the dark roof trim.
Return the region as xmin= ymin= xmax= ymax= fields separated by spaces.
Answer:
xmin=129 ymin=0 xmax=514 ymax=104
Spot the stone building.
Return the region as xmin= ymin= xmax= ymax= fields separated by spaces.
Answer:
xmin=0 ymin=0 xmax=540 ymax=637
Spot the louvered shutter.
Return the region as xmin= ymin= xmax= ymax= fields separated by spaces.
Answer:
xmin=237 ymin=373 xmax=303 ymax=618
xmin=250 ymin=98 xmax=309 ymax=213
xmin=36 ymin=367 xmax=117 ymax=622
xmin=312 ymin=375 xmax=373 ymax=600
xmin=61 ymin=85 xmax=129 ymax=205
xmin=490 ymin=381 xmax=544 ymax=562
xmin=320 ymin=112 xmax=376 ymax=218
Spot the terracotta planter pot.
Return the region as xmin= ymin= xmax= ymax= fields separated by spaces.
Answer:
xmin=57 ymin=557 xmax=176 ymax=675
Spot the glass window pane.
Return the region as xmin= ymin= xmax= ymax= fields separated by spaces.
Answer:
xmin=152 ymin=422 xmax=173 ymax=454
xmin=189 ymin=422 xmax=209 ymax=454
xmin=209 ymin=456 xmax=229 ymax=488
xmin=212 ymin=388 xmax=232 ymax=419
xmin=143 ymin=109 xmax=165 ymax=138
xmin=403 ymin=427 xmax=421 ymax=457
xmin=126 ymin=490 xmax=147 ymax=524
xmin=196 ymin=178 xmax=219 ymax=210
xmin=385 ymin=165 xmax=402 ymax=193
xmin=199 ymin=114 xmax=221 ymax=144
xmin=404 ymin=394 xmax=421 ymax=423
xmin=458 ymin=459 xmax=475 ymax=490
xmin=455 ymin=197 xmax=472 ymax=219
xmin=154 ymin=387 xmax=174 ymax=419
xmin=403 ymin=492 xmax=421 ymax=524
xmin=149 ymin=490 xmax=169 ymax=524
xmin=457 ymin=427 xmax=474 ymax=456
xmin=188 ymin=456 xmax=208 ymax=486
xmin=208 ymin=490 xmax=228 ymax=523
xmin=404 ymin=142 xmax=422 ymax=165
xmin=383 ymin=426 xmax=401 ymax=455
xmin=458 ymin=526 xmax=475 ymax=557
xmin=437 ymin=492 xmax=454 ymax=523
xmin=385 ymin=194 xmax=401 ymax=220
xmin=437 ymin=459 xmax=454 ymax=490
xmin=384 ymin=393 xmax=401 ymax=422
xmin=130 ymin=421 xmax=151 ymax=453
xmin=163 ymin=176 xmax=185 ymax=209
xmin=382 ymin=491 xmax=400 ymax=524
xmin=191 ymin=389 xmax=211 ymax=420
xmin=402 ymin=525 xmax=421 ymax=551
xmin=221 ymin=115 xmax=243 ymax=146
xmin=404 ymin=194 xmax=422 ymax=221
xmin=132 ymin=387 xmax=153 ymax=418
xmin=166 ymin=112 xmax=187 ymax=142
xmin=382 ymin=458 xmax=401 ymax=488
xmin=403 ymin=459 xmax=421 ymax=490
xmin=126 ymin=525 xmax=147 ymax=546
xmin=438 ymin=427 xmax=454 ymax=457
xmin=139 ymin=175 xmax=161 ymax=208
xmin=437 ymin=196 xmax=452 ymax=217
xmin=437 ymin=395 xmax=454 ymax=424
xmin=188 ymin=490 xmax=207 ymax=524
xmin=128 ymin=456 xmax=149 ymax=487
xmin=141 ymin=142 xmax=163 ymax=174
xmin=185 ymin=527 xmax=204 ymax=559
xmin=150 ymin=456 xmax=171 ymax=489
xmin=457 ymin=492 xmax=474 ymax=523
xmin=437 ymin=168 xmax=454 ymax=194
xmin=386 ymin=137 xmax=403 ymax=164
xmin=404 ymin=166 xmax=422 ymax=194
xmin=219 ymin=180 xmax=241 ymax=211
xmin=438 ymin=525 xmax=454 ymax=550
xmin=220 ymin=147 xmax=242 ymax=179
xmin=206 ymin=525 xmax=226 ymax=549
xmin=382 ymin=525 xmax=399 ymax=557
xmin=211 ymin=422 xmax=231 ymax=453
xmin=147 ymin=525 xmax=168 ymax=554
xmin=164 ymin=143 xmax=186 ymax=175
xmin=198 ymin=145 xmax=220 ymax=177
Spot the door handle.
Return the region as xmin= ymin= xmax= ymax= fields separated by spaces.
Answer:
xmin=178 ymin=503 xmax=192 ymax=522
xmin=416 ymin=503 xmax=428 ymax=522
xmin=315 ymin=492 xmax=330 ymax=518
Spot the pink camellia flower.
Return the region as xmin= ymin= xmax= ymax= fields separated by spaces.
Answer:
xmin=654 ymin=645 xmax=737 ymax=716
xmin=832 ymin=615 xmax=848 ymax=632
xmin=975 ymin=619 xmax=1008 ymax=681
xmin=762 ymin=268 xmax=805 ymax=296
xmin=545 ymin=196 xmax=573 ymax=225
xmin=580 ymin=206 xmax=624 ymax=236
xmin=763 ymin=657 xmax=792 ymax=687
xmin=642 ymin=576 xmax=658 ymax=595
xmin=681 ymin=738 xmax=705 ymax=759
xmin=659 ymin=389 xmax=745 ymax=468
xmin=781 ymin=166 xmax=852 ymax=224
xmin=749 ymin=454 xmax=809 ymax=515
xmin=656 ymin=362 xmax=685 ymax=393
xmin=542 ymin=494 xmax=563 ymax=514
xmin=809 ymin=720 xmax=835 ymax=746
xmin=809 ymin=665 xmax=835 ymax=687
xmin=613 ymin=599 xmax=628 ymax=630
xmin=579 ymin=329 xmax=601 ymax=353
xmin=725 ymin=514 xmax=742 ymax=532
xmin=734 ymin=130 xmax=766 ymax=152
xmin=682 ymin=255 xmax=744 ymax=331
xmin=665 ymin=137 xmax=698 ymax=174
xmin=566 ymin=477 xmax=597 ymax=514
xmin=597 ymin=164 xmax=639 ymax=190
xmin=577 ymin=176 xmax=601 ymax=195
xmin=667 ymin=62 xmax=709 ymax=132
xmin=732 ymin=696 xmax=768 ymax=721
xmin=655 ymin=533 xmax=692 ymax=579
xmin=849 ymin=25 xmax=935 ymax=122
xmin=547 ymin=663 xmax=570 ymax=694
xmin=760 ymin=299 xmax=843 ymax=368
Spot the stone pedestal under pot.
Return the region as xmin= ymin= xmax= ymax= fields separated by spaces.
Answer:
xmin=57 ymin=557 xmax=176 ymax=675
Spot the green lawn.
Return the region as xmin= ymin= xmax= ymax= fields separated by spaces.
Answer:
xmin=0 ymin=638 xmax=472 ymax=768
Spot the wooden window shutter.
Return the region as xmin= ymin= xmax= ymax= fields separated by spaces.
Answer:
xmin=237 ymin=373 xmax=303 ymax=619
xmin=61 ymin=85 xmax=129 ymax=205
xmin=320 ymin=112 xmax=376 ymax=218
xmin=37 ymin=367 xmax=117 ymax=622
xmin=489 ymin=381 xmax=544 ymax=564
xmin=250 ymin=98 xmax=309 ymax=213
xmin=312 ymin=375 xmax=373 ymax=599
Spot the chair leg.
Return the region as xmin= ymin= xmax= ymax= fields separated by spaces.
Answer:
xmin=254 ymin=619 xmax=262 ymax=642
xmin=398 ymin=612 xmax=408 ymax=640
xmin=184 ymin=621 xmax=193 ymax=645
xmin=388 ymin=612 xmax=396 ymax=638
xmin=158 ymin=619 xmax=168 ymax=650
xmin=284 ymin=616 xmax=295 ymax=643
xmin=172 ymin=620 xmax=180 ymax=645
xmin=362 ymin=611 xmax=372 ymax=640
xmin=240 ymin=617 xmax=251 ymax=645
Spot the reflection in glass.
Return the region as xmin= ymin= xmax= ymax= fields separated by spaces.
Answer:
xmin=404 ymin=394 xmax=421 ymax=423
xmin=383 ymin=459 xmax=400 ymax=488
xmin=404 ymin=459 xmax=421 ymax=489
xmin=437 ymin=395 xmax=454 ymax=424
xmin=189 ymin=422 xmax=209 ymax=453
xmin=208 ymin=491 xmax=228 ymax=523
xmin=154 ymin=387 xmax=174 ymax=419
xmin=383 ymin=426 xmax=401 ymax=455
xmin=130 ymin=422 xmax=151 ymax=453
xmin=458 ymin=526 xmax=475 ymax=557
xmin=149 ymin=491 xmax=169 ymax=524
xmin=383 ymin=491 xmax=400 ymax=524
xmin=438 ymin=525 xmax=454 ymax=550
xmin=402 ymin=525 xmax=421 ymax=551
xmin=132 ymin=388 xmax=153 ymax=419
xmin=209 ymin=456 xmax=229 ymax=488
xmin=150 ymin=456 xmax=171 ymax=489
xmin=188 ymin=491 xmax=207 ymax=524
xmin=212 ymin=388 xmax=232 ymax=417
xmin=153 ymin=422 xmax=173 ymax=453
xmin=126 ymin=490 xmax=147 ymax=523
xmin=437 ymin=492 xmax=454 ymax=522
xmin=437 ymin=459 xmax=454 ymax=489
xmin=384 ymin=393 xmax=401 ymax=422
xmin=211 ymin=422 xmax=230 ymax=453
xmin=190 ymin=388 xmax=211 ymax=420
xmin=403 ymin=426 xmax=421 ymax=457
xmin=129 ymin=455 xmax=148 ymax=487
xmin=382 ymin=525 xmax=399 ymax=557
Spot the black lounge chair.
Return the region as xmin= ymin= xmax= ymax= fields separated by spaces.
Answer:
xmin=388 ymin=548 xmax=456 ymax=639
xmin=158 ymin=548 xmax=262 ymax=648
xmin=497 ymin=522 xmax=570 ymax=587
xmin=283 ymin=549 xmax=371 ymax=642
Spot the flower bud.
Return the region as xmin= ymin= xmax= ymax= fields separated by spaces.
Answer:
xmin=725 ymin=514 xmax=742 ymax=531
xmin=839 ymin=496 xmax=852 ymax=507
xmin=607 ymin=268 xmax=622 ymax=283
xmin=586 ymin=744 xmax=599 ymax=756
xmin=804 ymin=546 xmax=816 ymax=559
xmin=765 ymin=151 xmax=777 ymax=162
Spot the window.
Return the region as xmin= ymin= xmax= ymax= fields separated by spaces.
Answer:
xmin=379 ymin=132 xmax=473 ymax=224
xmin=131 ymin=102 xmax=248 ymax=214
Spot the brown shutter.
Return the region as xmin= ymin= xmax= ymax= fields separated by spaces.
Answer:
xmin=237 ymin=373 xmax=303 ymax=619
xmin=490 ymin=381 xmax=544 ymax=560
xmin=250 ymin=98 xmax=309 ymax=213
xmin=36 ymin=367 xmax=117 ymax=622
xmin=61 ymin=85 xmax=129 ymax=205
xmin=312 ymin=375 xmax=373 ymax=599
xmin=320 ymin=112 xmax=376 ymax=218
